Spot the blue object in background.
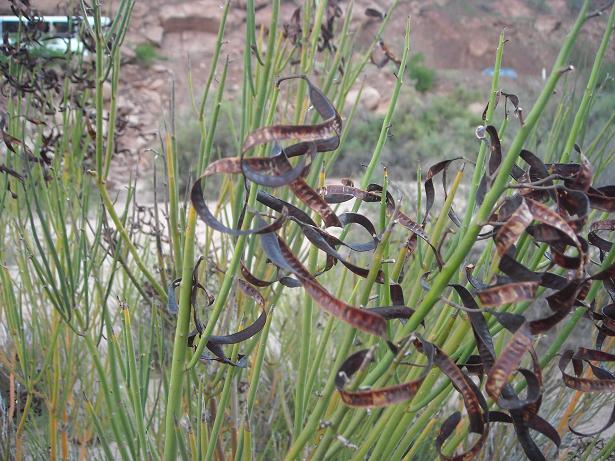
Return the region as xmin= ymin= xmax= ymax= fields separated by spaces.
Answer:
xmin=482 ymin=67 xmax=518 ymax=79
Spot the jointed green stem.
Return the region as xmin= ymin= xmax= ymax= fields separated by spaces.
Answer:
xmin=459 ymin=32 xmax=505 ymax=238
xmin=162 ymin=207 xmax=198 ymax=460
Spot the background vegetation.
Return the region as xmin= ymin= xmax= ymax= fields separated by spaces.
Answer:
xmin=1 ymin=1 xmax=615 ymax=460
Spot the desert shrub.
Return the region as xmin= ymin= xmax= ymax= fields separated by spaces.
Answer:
xmin=525 ymin=0 xmax=551 ymax=13
xmin=135 ymin=41 xmax=163 ymax=66
xmin=407 ymin=52 xmax=436 ymax=93
xmin=174 ymin=104 xmax=237 ymax=192
xmin=336 ymin=86 xmax=481 ymax=176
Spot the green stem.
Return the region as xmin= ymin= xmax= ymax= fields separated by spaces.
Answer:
xmin=205 ymin=344 xmax=240 ymax=461
xmin=162 ymin=206 xmax=198 ymax=461
xmin=307 ymin=230 xmax=393 ymax=460
xmin=96 ymin=181 xmax=166 ymax=301
xmin=165 ymin=134 xmax=183 ymax=274
xmin=359 ymin=21 xmax=411 ymax=191
xmin=283 ymin=327 xmax=355 ymax=461
xmin=293 ymin=232 xmax=318 ymax=436
xmin=93 ymin=2 xmax=105 ymax=177
xmin=560 ymin=3 xmax=615 ymax=163
xmin=186 ymin=0 xmax=279 ymax=369
xmin=122 ymin=304 xmax=148 ymax=458
xmin=459 ymin=31 xmax=505 ymax=237
xmin=102 ymin=50 xmax=121 ymax=179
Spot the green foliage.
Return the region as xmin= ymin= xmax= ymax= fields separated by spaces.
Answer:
xmin=337 ymin=86 xmax=481 ymax=176
xmin=524 ymin=0 xmax=551 ymax=13
xmin=566 ymin=0 xmax=586 ymax=12
xmin=598 ymin=60 xmax=615 ymax=92
xmin=134 ymin=41 xmax=163 ymax=66
xmin=174 ymin=105 xmax=237 ymax=192
xmin=407 ymin=52 xmax=436 ymax=93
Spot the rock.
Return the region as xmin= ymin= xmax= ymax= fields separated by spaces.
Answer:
xmin=159 ymin=1 xmax=221 ymax=34
xmin=549 ymin=0 xmax=568 ymax=15
xmin=117 ymin=95 xmax=136 ymax=113
xmin=493 ymin=0 xmax=532 ymax=18
xmin=146 ymin=78 xmax=167 ymax=91
xmin=144 ymin=25 xmax=164 ymax=47
xmin=408 ymin=1 xmax=422 ymax=16
xmin=126 ymin=114 xmax=141 ymax=126
xmin=535 ymin=17 xmax=560 ymax=34
xmin=150 ymin=64 xmax=170 ymax=74
xmin=139 ymin=89 xmax=164 ymax=111
xmin=130 ymin=2 xmax=150 ymax=19
xmin=345 ymin=86 xmax=381 ymax=112
xmin=102 ymin=81 xmax=112 ymax=102
xmin=467 ymin=102 xmax=484 ymax=116
xmin=345 ymin=89 xmax=360 ymax=110
xmin=468 ymin=37 xmax=489 ymax=57
xmin=161 ymin=32 xmax=216 ymax=54
xmin=255 ymin=7 xmax=274 ymax=30
xmin=254 ymin=1 xmax=295 ymax=29
xmin=362 ymin=86 xmax=381 ymax=111
xmin=118 ymin=134 xmax=150 ymax=154
xmin=228 ymin=8 xmax=246 ymax=29
xmin=121 ymin=46 xmax=136 ymax=63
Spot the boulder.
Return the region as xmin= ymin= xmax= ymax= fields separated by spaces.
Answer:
xmin=362 ymin=86 xmax=381 ymax=111
xmin=102 ymin=81 xmax=113 ymax=102
xmin=468 ymin=38 xmax=489 ymax=57
xmin=126 ymin=114 xmax=141 ymax=126
xmin=150 ymin=64 xmax=171 ymax=74
xmin=117 ymin=100 xmax=136 ymax=117
xmin=159 ymin=1 xmax=221 ymax=34
xmin=130 ymin=2 xmax=150 ymax=19
xmin=120 ymin=46 xmax=137 ymax=63
xmin=467 ymin=102 xmax=484 ymax=117
xmin=118 ymin=133 xmax=149 ymax=154
xmin=255 ymin=6 xmax=274 ymax=30
xmin=144 ymin=25 xmax=164 ymax=47
xmin=535 ymin=17 xmax=560 ymax=34
xmin=146 ymin=78 xmax=167 ymax=92
xmin=345 ymin=86 xmax=381 ymax=112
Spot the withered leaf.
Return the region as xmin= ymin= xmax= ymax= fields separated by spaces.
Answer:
xmin=495 ymin=198 xmax=532 ymax=256
xmin=477 ymin=281 xmax=539 ymax=307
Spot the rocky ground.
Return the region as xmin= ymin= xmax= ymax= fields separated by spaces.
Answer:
xmin=8 ymin=0 xmax=613 ymax=188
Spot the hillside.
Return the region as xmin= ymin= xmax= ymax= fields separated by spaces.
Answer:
xmin=4 ymin=0 xmax=613 ymax=185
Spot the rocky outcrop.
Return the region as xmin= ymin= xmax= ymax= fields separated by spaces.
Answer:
xmin=159 ymin=1 xmax=221 ymax=34
xmin=144 ymin=25 xmax=164 ymax=47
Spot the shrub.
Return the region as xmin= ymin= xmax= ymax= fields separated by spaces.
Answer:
xmin=407 ymin=52 xmax=436 ymax=93
xmin=336 ymin=87 xmax=481 ymax=176
xmin=134 ymin=42 xmax=163 ymax=66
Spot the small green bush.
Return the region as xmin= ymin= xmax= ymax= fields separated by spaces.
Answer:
xmin=566 ymin=0 xmax=585 ymax=12
xmin=134 ymin=42 xmax=163 ymax=66
xmin=336 ymin=86 xmax=481 ymax=176
xmin=175 ymin=105 xmax=237 ymax=192
xmin=407 ymin=53 xmax=436 ymax=93
xmin=525 ymin=0 xmax=550 ymax=13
